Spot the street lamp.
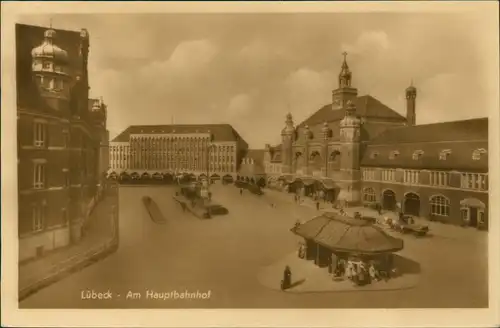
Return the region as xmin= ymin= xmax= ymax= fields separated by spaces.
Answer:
xmin=206 ymin=143 xmax=216 ymax=189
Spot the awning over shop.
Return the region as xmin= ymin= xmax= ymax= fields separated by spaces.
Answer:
xmin=299 ymin=178 xmax=316 ymax=186
xmin=460 ymin=198 xmax=486 ymax=209
xmin=319 ymin=179 xmax=337 ymax=190
xmin=278 ymin=175 xmax=295 ymax=183
xmin=291 ymin=212 xmax=404 ymax=254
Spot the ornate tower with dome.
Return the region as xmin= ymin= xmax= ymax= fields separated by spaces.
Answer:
xmin=31 ymin=28 xmax=72 ymax=110
xmin=336 ymin=100 xmax=362 ymax=204
xmin=281 ymin=113 xmax=295 ymax=174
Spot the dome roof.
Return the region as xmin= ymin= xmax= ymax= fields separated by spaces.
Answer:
xmin=340 ymin=101 xmax=361 ymax=127
xmin=292 ymin=212 xmax=404 ymax=254
xmin=340 ymin=114 xmax=361 ymax=127
xmin=31 ymin=29 xmax=69 ymax=63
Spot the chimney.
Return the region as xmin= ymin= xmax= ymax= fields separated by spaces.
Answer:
xmin=405 ymin=82 xmax=417 ymax=126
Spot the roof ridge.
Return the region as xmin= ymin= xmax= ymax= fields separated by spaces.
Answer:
xmin=17 ymin=23 xmax=82 ymax=35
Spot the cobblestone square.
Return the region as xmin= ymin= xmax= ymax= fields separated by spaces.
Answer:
xmin=20 ymin=184 xmax=488 ymax=309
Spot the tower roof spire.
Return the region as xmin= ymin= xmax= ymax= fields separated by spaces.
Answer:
xmin=338 ymin=51 xmax=352 ymax=88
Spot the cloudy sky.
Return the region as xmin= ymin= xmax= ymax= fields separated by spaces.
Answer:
xmin=19 ymin=12 xmax=495 ymax=148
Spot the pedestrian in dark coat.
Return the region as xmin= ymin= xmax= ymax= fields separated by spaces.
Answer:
xmin=240 ymin=188 xmax=243 ymax=195
xmin=316 ymin=201 xmax=320 ymax=211
xmin=281 ymin=265 xmax=292 ymax=290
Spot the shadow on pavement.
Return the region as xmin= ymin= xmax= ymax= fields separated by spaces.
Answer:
xmin=288 ymin=278 xmax=306 ymax=289
xmin=393 ymin=254 xmax=421 ymax=276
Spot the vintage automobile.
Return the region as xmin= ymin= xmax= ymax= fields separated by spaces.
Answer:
xmin=390 ymin=215 xmax=429 ymax=236
xmin=247 ymin=184 xmax=264 ymax=196
xmin=360 ymin=216 xmax=377 ymax=224
xmin=206 ymin=203 xmax=229 ymax=215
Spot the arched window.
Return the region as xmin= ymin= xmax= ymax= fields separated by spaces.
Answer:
xmin=329 ymin=150 xmax=340 ymax=161
xmin=430 ymin=195 xmax=450 ymax=216
xmin=363 ymin=187 xmax=376 ymax=203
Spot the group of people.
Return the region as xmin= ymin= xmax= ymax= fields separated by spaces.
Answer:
xmin=333 ymin=256 xmax=393 ymax=286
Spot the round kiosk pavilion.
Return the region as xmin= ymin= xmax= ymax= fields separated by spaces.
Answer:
xmin=291 ymin=212 xmax=404 ymax=284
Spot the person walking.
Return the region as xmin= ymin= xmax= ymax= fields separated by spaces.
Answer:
xmin=281 ymin=265 xmax=292 ymax=290
xmin=240 ymin=188 xmax=243 ymax=196
xmin=316 ymin=201 xmax=320 ymax=211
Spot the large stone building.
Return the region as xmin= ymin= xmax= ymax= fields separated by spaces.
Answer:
xmin=16 ymin=24 xmax=109 ymax=261
xmin=264 ymin=54 xmax=489 ymax=228
xmin=109 ymin=124 xmax=249 ymax=180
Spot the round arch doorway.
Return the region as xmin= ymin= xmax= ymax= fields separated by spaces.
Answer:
xmin=382 ymin=189 xmax=397 ymax=211
xmin=404 ymin=192 xmax=421 ymax=216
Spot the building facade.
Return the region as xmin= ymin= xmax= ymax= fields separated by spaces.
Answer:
xmin=109 ymin=124 xmax=249 ymax=180
xmin=263 ymin=54 xmax=489 ymax=228
xmin=17 ymin=24 xmax=109 ymax=262
xmin=360 ymin=118 xmax=488 ymax=227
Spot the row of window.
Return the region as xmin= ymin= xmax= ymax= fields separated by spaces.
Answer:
xmin=36 ymin=75 xmax=65 ymax=91
xmin=33 ymin=163 xmax=87 ymax=189
xmin=361 ymin=168 xmax=488 ymax=191
xmin=33 ymin=122 xmax=70 ymax=148
xmin=265 ymin=163 xmax=283 ymax=174
xmin=33 ymin=60 xmax=66 ymax=73
xmin=371 ymin=148 xmax=487 ymax=161
xmin=363 ymin=190 xmax=451 ymax=216
xmin=127 ymin=139 xmax=235 ymax=154
xmin=30 ymin=204 xmax=68 ymax=233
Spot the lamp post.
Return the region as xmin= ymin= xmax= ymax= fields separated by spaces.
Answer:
xmin=206 ymin=143 xmax=216 ymax=189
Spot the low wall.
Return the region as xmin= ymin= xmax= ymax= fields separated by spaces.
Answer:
xmin=18 ymin=237 xmax=119 ymax=302
xmin=19 ymin=226 xmax=71 ymax=263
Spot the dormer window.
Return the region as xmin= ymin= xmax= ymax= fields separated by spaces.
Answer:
xmin=412 ymin=150 xmax=424 ymax=160
xmin=43 ymin=61 xmax=51 ymax=70
xmin=439 ymin=149 xmax=452 ymax=161
xmin=472 ymin=148 xmax=487 ymax=161
xmin=370 ymin=151 xmax=379 ymax=159
xmin=389 ymin=150 xmax=399 ymax=160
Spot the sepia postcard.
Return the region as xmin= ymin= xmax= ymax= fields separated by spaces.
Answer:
xmin=1 ymin=1 xmax=499 ymax=327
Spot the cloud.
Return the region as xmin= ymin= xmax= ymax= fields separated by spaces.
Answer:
xmin=226 ymin=93 xmax=253 ymax=118
xmin=341 ymin=30 xmax=390 ymax=55
xmin=168 ymin=39 xmax=219 ymax=73
xmin=61 ymin=13 xmax=490 ymax=148
xmin=284 ymin=68 xmax=334 ymax=122
xmin=416 ymin=73 xmax=487 ymax=124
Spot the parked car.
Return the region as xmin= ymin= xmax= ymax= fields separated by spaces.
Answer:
xmin=360 ymin=216 xmax=377 ymax=224
xmin=207 ymin=204 xmax=229 ymax=215
xmin=246 ymin=184 xmax=264 ymax=196
xmin=390 ymin=215 xmax=429 ymax=236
